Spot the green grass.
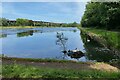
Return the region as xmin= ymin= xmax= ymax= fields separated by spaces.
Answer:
xmin=80 ymin=27 xmax=120 ymax=50
xmin=2 ymin=64 xmax=120 ymax=78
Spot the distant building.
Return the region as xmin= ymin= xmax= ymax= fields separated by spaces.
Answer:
xmin=7 ymin=20 xmax=16 ymax=26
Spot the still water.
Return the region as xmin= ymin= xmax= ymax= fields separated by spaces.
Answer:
xmin=0 ymin=27 xmax=118 ymax=62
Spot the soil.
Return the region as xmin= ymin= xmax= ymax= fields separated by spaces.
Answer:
xmin=2 ymin=57 xmax=119 ymax=72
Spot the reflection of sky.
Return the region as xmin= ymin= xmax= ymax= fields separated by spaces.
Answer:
xmin=64 ymin=31 xmax=85 ymax=52
xmin=1 ymin=27 xmax=86 ymax=61
xmin=67 ymin=56 xmax=87 ymax=62
xmin=0 ymin=27 xmax=78 ymax=35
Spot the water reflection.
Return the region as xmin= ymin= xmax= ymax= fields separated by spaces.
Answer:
xmin=17 ymin=30 xmax=33 ymax=37
xmin=80 ymin=31 xmax=119 ymax=62
xmin=56 ymin=32 xmax=68 ymax=59
xmin=56 ymin=32 xmax=85 ymax=60
xmin=17 ymin=30 xmax=39 ymax=37
xmin=0 ymin=34 xmax=7 ymax=38
xmin=1 ymin=27 xmax=119 ymax=62
xmin=2 ymin=27 xmax=86 ymax=61
xmin=67 ymin=50 xmax=85 ymax=60
xmin=56 ymin=32 xmax=68 ymax=51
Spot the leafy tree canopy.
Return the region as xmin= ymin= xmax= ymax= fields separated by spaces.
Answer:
xmin=81 ymin=1 xmax=120 ymax=30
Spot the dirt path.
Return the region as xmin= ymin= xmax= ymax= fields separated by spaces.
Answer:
xmin=2 ymin=57 xmax=119 ymax=72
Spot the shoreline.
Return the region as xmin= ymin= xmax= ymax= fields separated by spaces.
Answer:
xmin=0 ymin=26 xmax=75 ymax=29
xmin=0 ymin=26 xmax=44 ymax=29
xmin=2 ymin=57 xmax=119 ymax=72
xmin=2 ymin=57 xmax=120 ymax=78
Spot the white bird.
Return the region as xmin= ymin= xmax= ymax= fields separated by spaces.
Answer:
xmin=87 ymin=39 xmax=90 ymax=42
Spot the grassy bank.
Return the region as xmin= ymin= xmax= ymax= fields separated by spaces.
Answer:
xmin=79 ymin=27 xmax=120 ymax=67
xmin=2 ymin=57 xmax=120 ymax=78
xmin=2 ymin=57 xmax=82 ymax=63
xmin=0 ymin=26 xmax=76 ymax=29
xmin=79 ymin=27 xmax=120 ymax=52
xmin=2 ymin=64 xmax=120 ymax=79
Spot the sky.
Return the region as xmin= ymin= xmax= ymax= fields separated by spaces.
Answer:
xmin=1 ymin=2 xmax=87 ymax=23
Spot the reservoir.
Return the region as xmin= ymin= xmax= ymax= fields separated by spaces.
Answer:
xmin=0 ymin=27 xmax=118 ymax=62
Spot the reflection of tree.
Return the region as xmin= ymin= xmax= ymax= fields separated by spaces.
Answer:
xmin=80 ymin=31 xmax=118 ymax=62
xmin=56 ymin=32 xmax=68 ymax=59
xmin=67 ymin=50 xmax=84 ymax=60
xmin=17 ymin=30 xmax=38 ymax=37
xmin=0 ymin=34 xmax=7 ymax=38
xmin=56 ymin=32 xmax=85 ymax=60
xmin=73 ymin=29 xmax=77 ymax=33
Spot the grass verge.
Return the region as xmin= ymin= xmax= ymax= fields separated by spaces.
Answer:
xmin=2 ymin=57 xmax=90 ymax=64
xmin=2 ymin=64 xmax=120 ymax=78
xmin=80 ymin=27 xmax=120 ymax=50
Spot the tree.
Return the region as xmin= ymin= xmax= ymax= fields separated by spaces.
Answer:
xmin=81 ymin=1 xmax=120 ymax=30
xmin=16 ymin=18 xmax=29 ymax=26
xmin=28 ymin=20 xmax=33 ymax=26
xmin=0 ymin=18 xmax=9 ymax=26
xmin=71 ymin=22 xmax=79 ymax=27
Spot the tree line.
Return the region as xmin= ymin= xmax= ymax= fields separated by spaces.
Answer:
xmin=0 ymin=18 xmax=79 ymax=27
xmin=81 ymin=2 xmax=120 ymax=30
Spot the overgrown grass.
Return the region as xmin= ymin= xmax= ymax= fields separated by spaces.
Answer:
xmin=2 ymin=64 xmax=120 ymax=78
